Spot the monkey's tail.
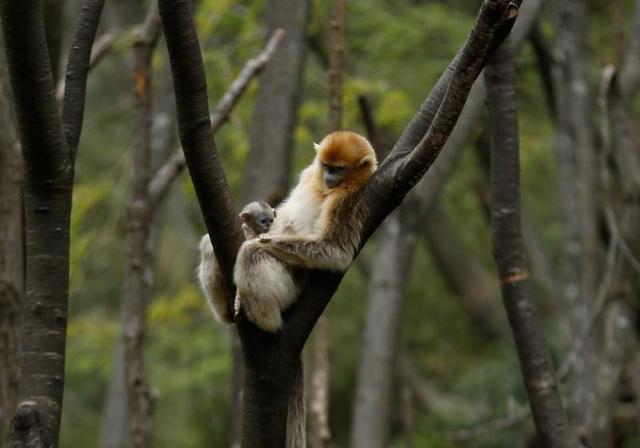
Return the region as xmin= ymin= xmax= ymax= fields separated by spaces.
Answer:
xmin=286 ymin=357 xmax=306 ymax=448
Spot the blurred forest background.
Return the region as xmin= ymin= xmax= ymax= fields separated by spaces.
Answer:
xmin=1 ymin=0 xmax=639 ymax=447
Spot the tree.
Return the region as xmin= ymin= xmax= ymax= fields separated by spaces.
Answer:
xmin=0 ymin=0 xmax=104 ymax=446
xmin=485 ymin=37 xmax=576 ymax=448
xmin=158 ymin=0 xmax=523 ymax=446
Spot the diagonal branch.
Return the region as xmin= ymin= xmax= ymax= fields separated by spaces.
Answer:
xmin=61 ymin=0 xmax=106 ymax=156
xmin=158 ymin=0 xmax=243 ymax=320
xmin=55 ymin=32 xmax=117 ymax=105
xmin=147 ymin=29 xmax=285 ymax=209
xmin=286 ymin=0 xmax=520 ymax=350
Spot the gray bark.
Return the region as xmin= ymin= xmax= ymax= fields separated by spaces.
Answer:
xmin=243 ymin=0 xmax=310 ymax=204
xmin=351 ymin=209 xmax=418 ymax=448
xmin=550 ymin=2 xmax=606 ymax=443
xmin=0 ymin=45 xmax=22 ymax=444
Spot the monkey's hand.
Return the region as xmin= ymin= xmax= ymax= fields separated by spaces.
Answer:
xmin=259 ymin=236 xmax=353 ymax=272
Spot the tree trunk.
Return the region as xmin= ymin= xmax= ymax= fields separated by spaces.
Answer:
xmin=550 ymin=2 xmax=607 ymax=444
xmin=0 ymin=45 xmax=22 ymax=444
xmin=122 ymin=8 xmax=161 ymax=448
xmin=243 ymin=0 xmax=310 ymax=204
xmin=351 ymin=209 xmax=417 ymax=448
xmin=485 ymin=38 xmax=577 ymax=447
xmin=1 ymin=1 xmax=103 ymax=445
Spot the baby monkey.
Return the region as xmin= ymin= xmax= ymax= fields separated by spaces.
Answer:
xmin=198 ymin=201 xmax=276 ymax=323
xmin=239 ymin=200 xmax=276 ymax=239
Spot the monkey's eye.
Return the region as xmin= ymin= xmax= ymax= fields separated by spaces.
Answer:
xmin=322 ymin=164 xmax=346 ymax=175
xmin=260 ymin=217 xmax=272 ymax=227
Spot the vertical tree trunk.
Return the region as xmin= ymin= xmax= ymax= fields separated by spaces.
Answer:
xmin=1 ymin=0 xmax=103 ymax=445
xmin=485 ymin=38 xmax=577 ymax=448
xmin=122 ymin=8 xmax=161 ymax=448
xmin=350 ymin=209 xmax=418 ymax=448
xmin=310 ymin=2 xmax=345 ymax=447
xmin=243 ymin=0 xmax=310 ymax=203
xmin=550 ymin=2 xmax=606 ymax=443
xmin=0 ymin=47 xmax=22 ymax=443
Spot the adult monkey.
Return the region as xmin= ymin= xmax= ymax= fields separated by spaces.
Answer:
xmin=159 ymin=1 xmax=537 ymax=447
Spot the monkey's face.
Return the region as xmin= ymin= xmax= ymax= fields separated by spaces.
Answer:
xmin=322 ymin=163 xmax=347 ymax=188
xmin=240 ymin=206 xmax=275 ymax=234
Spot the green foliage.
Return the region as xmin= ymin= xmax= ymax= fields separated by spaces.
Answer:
xmin=57 ymin=0 xmax=631 ymax=447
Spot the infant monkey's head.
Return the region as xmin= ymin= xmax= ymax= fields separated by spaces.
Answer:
xmin=239 ymin=201 xmax=276 ymax=238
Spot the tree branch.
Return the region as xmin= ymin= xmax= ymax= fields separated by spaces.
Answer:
xmin=158 ymin=0 xmax=243 ymax=321
xmin=61 ymin=0 xmax=106 ymax=156
xmin=485 ymin=38 xmax=576 ymax=447
xmin=147 ymin=28 xmax=285 ymax=209
xmin=55 ymin=32 xmax=117 ymax=105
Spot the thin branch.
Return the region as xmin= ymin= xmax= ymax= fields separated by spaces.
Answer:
xmin=61 ymin=0 xmax=106 ymax=156
xmin=486 ymin=38 xmax=574 ymax=447
xmin=55 ymin=32 xmax=117 ymax=105
xmin=147 ymin=29 xmax=285 ymax=209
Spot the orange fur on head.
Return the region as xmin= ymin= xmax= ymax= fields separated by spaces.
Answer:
xmin=313 ymin=131 xmax=377 ymax=190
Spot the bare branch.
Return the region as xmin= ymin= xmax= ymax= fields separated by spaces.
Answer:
xmin=148 ymin=29 xmax=285 ymax=209
xmin=61 ymin=0 xmax=106 ymax=156
xmin=55 ymin=32 xmax=117 ymax=104
xmin=485 ymin=38 xmax=575 ymax=447
xmin=158 ymin=0 xmax=243 ymax=321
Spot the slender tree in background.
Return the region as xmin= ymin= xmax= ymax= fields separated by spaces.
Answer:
xmin=121 ymin=6 xmax=162 ymax=447
xmin=351 ymin=2 xmax=545 ymax=445
xmin=485 ymin=38 xmax=576 ymax=448
xmin=550 ymin=2 xmax=603 ymax=442
xmin=309 ymin=1 xmax=345 ymax=446
xmin=116 ymin=4 xmax=285 ymax=445
xmin=0 ymin=40 xmax=22 ymax=445
xmin=158 ymin=0 xmax=520 ymax=445
xmin=0 ymin=0 xmax=104 ymax=446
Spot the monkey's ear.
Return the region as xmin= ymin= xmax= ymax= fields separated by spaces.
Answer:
xmin=357 ymin=155 xmax=375 ymax=167
xmin=239 ymin=211 xmax=253 ymax=224
xmin=313 ymin=142 xmax=321 ymax=152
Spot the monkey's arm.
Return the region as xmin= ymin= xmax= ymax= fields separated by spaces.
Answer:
xmin=258 ymin=235 xmax=354 ymax=272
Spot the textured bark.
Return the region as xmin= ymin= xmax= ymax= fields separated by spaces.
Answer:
xmin=351 ymin=209 xmax=418 ymax=448
xmin=550 ymin=2 xmax=605 ymax=443
xmin=0 ymin=50 xmax=22 ymax=441
xmin=243 ymin=0 xmax=310 ymax=204
xmin=0 ymin=0 xmax=103 ymax=446
xmin=121 ymin=7 xmax=161 ymax=448
xmin=159 ymin=1 xmax=519 ymax=446
xmin=485 ymin=39 xmax=576 ymax=447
